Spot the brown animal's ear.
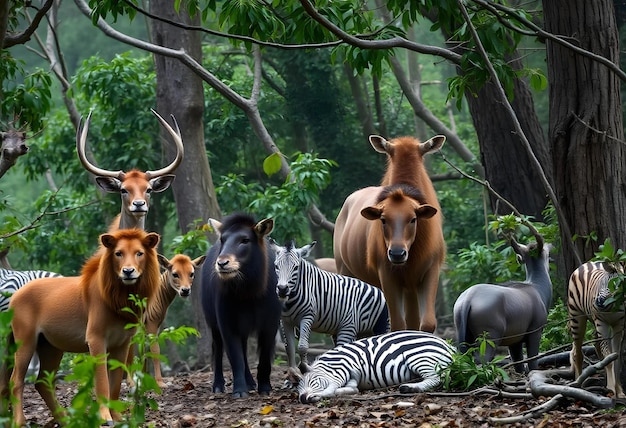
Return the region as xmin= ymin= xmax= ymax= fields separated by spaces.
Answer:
xmin=149 ymin=174 xmax=176 ymax=193
xmin=192 ymin=255 xmax=207 ymax=267
xmin=100 ymin=233 xmax=117 ymax=248
xmin=360 ymin=206 xmax=383 ymax=221
xmin=143 ymin=232 xmax=160 ymax=249
xmin=415 ymin=204 xmax=437 ymax=219
xmin=255 ymin=218 xmax=274 ymax=238
xmin=157 ymin=254 xmax=171 ymax=270
xmin=95 ymin=176 xmax=123 ymax=193
xmin=419 ymin=135 xmax=446 ymax=156
xmin=369 ymin=135 xmax=391 ymax=155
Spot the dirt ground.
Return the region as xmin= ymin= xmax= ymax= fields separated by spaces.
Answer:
xmin=19 ymin=363 xmax=626 ymax=428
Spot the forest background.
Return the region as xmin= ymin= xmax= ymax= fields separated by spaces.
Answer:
xmin=1 ymin=0 xmax=626 ymax=370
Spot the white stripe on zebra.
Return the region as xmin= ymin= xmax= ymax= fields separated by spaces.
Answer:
xmin=272 ymin=240 xmax=389 ymax=374
xmin=568 ymin=261 xmax=625 ymax=398
xmin=0 ymin=268 xmax=63 ymax=312
xmin=295 ymin=330 xmax=455 ymax=403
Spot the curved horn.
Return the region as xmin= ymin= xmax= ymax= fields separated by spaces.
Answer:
xmin=146 ymin=109 xmax=184 ymax=179
xmin=76 ymin=110 xmax=124 ymax=179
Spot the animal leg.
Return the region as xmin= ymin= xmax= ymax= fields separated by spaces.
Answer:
xmin=416 ymin=268 xmax=439 ymax=333
xmin=297 ymin=317 xmax=315 ymax=374
xmin=211 ymin=331 xmax=226 ymax=393
xmin=150 ymin=340 xmax=166 ymax=389
xmin=569 ymin=315 xmax=587 ymax=378
xmin=597 ymin=321 xmax=625 ymax=398
xmin=108 ymin=345 xmax=131 ymax=421
xmin=34 ymin=343 xmax=65 ymax=423
xmin=333 ymin=378 xmax=359 ymax=397
xmin=404 ymin=288 xmax=421 ymax=331
xmin=508 ymin=342 xmax=526 ymax=373
xmin=525 ymin=332 xmax=543 ymax=372
xmin=222 ymin=334 xmax=251 ymax=397
xmin=257 ymin=328 xmax=277 ymax=395
xmin=381 ymin=279 xmax=406 ymax=331
xmin=9 ymin=328 xmax=37 ymax=426
xmin=86 ymin=336 xmax=114 ymax=424
xmin=240 ymin=336 xmax=256 ymax=393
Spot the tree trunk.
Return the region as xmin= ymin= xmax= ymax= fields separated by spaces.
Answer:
xmin=150 ymin=0 xmax=221 ymax=368
xmin=543 ymin=0 xmax=625 ymax=275
xmin=466 ymin=50 xmax=553 ymax=222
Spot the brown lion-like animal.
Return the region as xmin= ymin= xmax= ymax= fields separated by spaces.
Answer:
xmin=0 ymin=229 xmax=161 ymax=426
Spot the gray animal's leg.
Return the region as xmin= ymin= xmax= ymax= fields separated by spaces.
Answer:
xmin=508 ymin=342 xmax=526 ymax=373
xmin=525 ymin=332 xmax=542 ymax=371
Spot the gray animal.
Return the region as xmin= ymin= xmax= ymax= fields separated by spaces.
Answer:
xmin=272 ymin=240 xmax=389 ymax=374
xmin=453 ymin=237 xmax=552 ymax=372
xmin=293 ymin=330 xmax=455 ymax=403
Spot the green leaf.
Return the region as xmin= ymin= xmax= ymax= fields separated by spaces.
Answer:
xmin=263 ymin=152 xmax=283 ymax=177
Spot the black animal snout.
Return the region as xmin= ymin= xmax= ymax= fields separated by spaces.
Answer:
xmin=133 ymin=200 xmax=147 ymax=208
xmin=122 ymin=267 xmax=135 ymax=277
xmin=388 ymin=248 xmax=407 ymax=263
xmin=180 ymin=287 xmax=191 ymax=297
xmin=277 ymin=284 xmax=289 ymax=298
xmin=217 ymin=259 xmax=230 ymax=269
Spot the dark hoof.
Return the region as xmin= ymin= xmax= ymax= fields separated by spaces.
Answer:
xmin=259 ymin=390 xmax=270 ymax=396
xmin=232 ymin=391 xmax=250 ymax=398
xmin=399 ymin=385 xmax=418 ymax=393
xmin=212 ymin=386 xmax=225 ymax=393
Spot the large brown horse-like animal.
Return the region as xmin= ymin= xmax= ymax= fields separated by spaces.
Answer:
xmin=334 ymin=135 xmax=446 ymax=332
xmin=0 ymin=229 xmax=161 ymax=426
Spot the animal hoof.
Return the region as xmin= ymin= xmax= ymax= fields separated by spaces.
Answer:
xmin=102 ymin=420 xmax=115 ymax=426
xmin=399 ymin=385 xmax=420 ymax=394
xmin=212 ymin=386 xmax=225 ymax=393
xmin=232 ymin=391 xmax=250 ymax=398
xmin=259 ymin=390 xmax=270 ymax=396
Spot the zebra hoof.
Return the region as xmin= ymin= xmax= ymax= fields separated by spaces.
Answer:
xmin=399 ymin=384 xmax=422 ymax=393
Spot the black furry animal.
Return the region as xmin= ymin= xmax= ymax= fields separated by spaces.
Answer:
xmin=200 ymin=213 xmax=281 ymax=397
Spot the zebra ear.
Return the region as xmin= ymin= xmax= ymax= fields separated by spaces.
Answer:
xmin=287 ymin=367 xmax=303 ymax=385
xmin=298 ymin=241 xmax=317 ymax=259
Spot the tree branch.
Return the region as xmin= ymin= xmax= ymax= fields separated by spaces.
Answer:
xmin=3 ymin=0 xmax=55 ymax=48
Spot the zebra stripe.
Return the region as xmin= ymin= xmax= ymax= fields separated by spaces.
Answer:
xmin=568 ymin=261 xmax=625 ymax=397
xmin=273 ymin=241 xmax=389 ymax=373
xmin=0 ymin=268 xmax=63 ymax=312
xmin=297 ymin=330 xmax=455 ymax=403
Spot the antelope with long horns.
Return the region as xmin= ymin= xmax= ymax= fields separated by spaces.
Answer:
xmin=76 ymin=109 xmax=184 ymax=230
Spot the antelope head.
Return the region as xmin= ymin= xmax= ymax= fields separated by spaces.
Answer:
xmin=77 ymin=109 xmax=184 ymax=230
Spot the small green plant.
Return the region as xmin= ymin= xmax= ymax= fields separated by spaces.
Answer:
xmin=439 ymin=335 xmax=508 ymax=391
xmin=592 ymin=238 xmax=626 ymax=309
xmin=0 ymin=307 xmax=16 ymax=427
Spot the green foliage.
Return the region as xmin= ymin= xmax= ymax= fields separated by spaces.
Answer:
xmin=439 ymin=334 xmax=508 ymax=391
xmin=592 ymin=238 xmax=626 ymax=309
xmin=0 ymin=50 xmax=53 ymax=132
xmin=168 ymin=219 xmax=211 ymax=256
xmin=217 ymin=152 xmax=336 ymax=243
xmin=540 ymin=299 xmax=573 ymax=352
xmin=0 ymin=308 xmax=16 ymax=426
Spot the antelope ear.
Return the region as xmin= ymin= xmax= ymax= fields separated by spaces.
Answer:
xmin=361 ymin=206 xmax=382 ymax=221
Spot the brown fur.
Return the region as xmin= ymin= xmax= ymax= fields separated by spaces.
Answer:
xmin=334 ymin=135 xmax=446 ymax=332
xmin=1 ymin=229 xmax=161 ymax=426
xmin=126 ymin=253 xmax=206 ymax=389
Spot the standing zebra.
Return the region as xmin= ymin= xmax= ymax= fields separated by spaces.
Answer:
xmin=272 ymin=240 xmax=389 ymax=375
xmin=0 ymin=268 xmax=63 ymax=312
xmin=293 ymin=330 xmax=455 ymax=403
xmin=568 ymin=261 xmax=625 ymax=398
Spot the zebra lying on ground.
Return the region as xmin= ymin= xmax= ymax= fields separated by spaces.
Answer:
xmin=568 ymin=261 xmax=625 ymax=398
xmin=292 ymin=330 xmax=455 ymax=403
xmin=0 ymin=268 xmax=63 ymax=312
xmin=272 ymin=240 xmax=389 ymax=375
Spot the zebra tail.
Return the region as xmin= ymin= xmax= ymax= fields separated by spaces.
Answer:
xmin=373 ymin=304 xmax=390 ymax=335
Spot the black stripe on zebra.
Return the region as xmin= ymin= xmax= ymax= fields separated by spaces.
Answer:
xmin=0 ymin=268 xmax=63 ymax=312
xmin=272 ymin=240 xmax=389 ymax=374
xmin=295 ymin=330 xmax=455 ymax=403
xmin=568 ymin=261 xmax=625 ymax=398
